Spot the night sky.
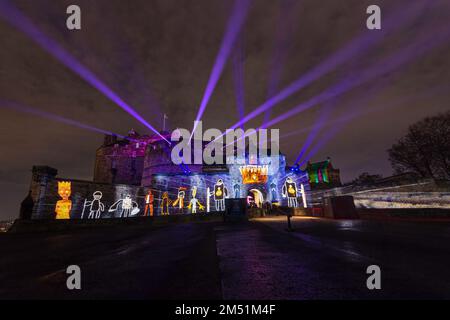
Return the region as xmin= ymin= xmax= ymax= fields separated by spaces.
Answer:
xmin=0 ymin=0 xmax=449 ymax=220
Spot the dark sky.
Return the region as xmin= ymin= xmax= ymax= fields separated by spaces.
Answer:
xmin=0 ymin=0 xmax=449 ymax=220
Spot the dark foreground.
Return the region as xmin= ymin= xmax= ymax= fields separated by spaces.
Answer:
xmin=1 ymin=216 xmax=450 ymax=299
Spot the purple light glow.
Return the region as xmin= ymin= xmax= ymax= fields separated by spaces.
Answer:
xmin=296 ymin=85 xmax=450 ymax=167
xmin=189 ymin=0 xmax=252 ymax=142
xmin=0 ymin=99 xmax=129 ymax=140
xmin=232 ymin=35 xmax=246 ymax=130
xmin=223 ymin=19 xmax=450 ymax=149
xmin=279 ymin=85 xmax=448 ymax=144
xmin=294 ymin=101 xmax=334 ymax=164
xmin=262 ymin=0 xmax=300 ymax=127
xmin=294 ymin=59 xmax=393 ymax=165
xmin=0 ymin=0 xmax=169 ymax=143
xmin=263 ymin=22 xmax=450 ymax=130
xmin=223 ymin=1 xmax=429 ymax=133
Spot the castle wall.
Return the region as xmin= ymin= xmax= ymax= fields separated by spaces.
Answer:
xmin=309 ymin=180 xmax=450 ymax=209
xmin=93 ymin=133 xmax=150 ymax=185
xmin=30 ymin=166 xmax=151 ymax=219
xmin=148 ymin=153 xmax=312 ymax=213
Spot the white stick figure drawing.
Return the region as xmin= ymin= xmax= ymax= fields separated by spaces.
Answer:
xmin=282 ymin=177 xmax=299 ymax=208
xmin=108 ymin=194 xmax=140 ymax=218
xmin=81 ymin=191 xmax=105 ymax=219
xmin=210 ymin=179 xmax=228 ymax=211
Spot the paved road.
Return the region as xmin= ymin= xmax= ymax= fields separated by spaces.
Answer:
xmin=218 ymin=217 xmax=450 ymax=299
xmin=0 ymin=223 xmax=222 ymax=299
xmin=1 ymin=217 xmax=450 ymax=299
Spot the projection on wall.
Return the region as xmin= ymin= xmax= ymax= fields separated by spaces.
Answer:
xmin=55 ymin=181 xmax=72 ymax=219
xmin=160 ymin=191 xmax=171 ymax=215
xmin=209 ymin=179 xmax=228 ymax=211
xmin=282 ymin=177 xmax=299 ymax=208
xmin=108 ymin=194 xmax=140 ymax=218
xmin=233 ymin=183 xmax=240 ymax=198
xmin=269 ymin=182 xmax=278 ymax=203
xmin=187 ymin=186 xmax=204 ymax=213
xmin=144 ymin=190 xmax=154 ymax=216
xmin=81 ymin=191 xmax=105 ymax=219
xmin=173 ymin=187 xmax=186 ymax=212
xmin=239 ymin=165 xmax=269 ymax=184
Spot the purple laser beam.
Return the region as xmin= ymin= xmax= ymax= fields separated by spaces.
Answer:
xmin=297 ymin=85 xmax=450 ymax=167
xmin=0 ymin=0 xmax=169 ymax=143
xmin=220 ymin=0 xmax=429 ymax=137
xmin=0 ymin=99 xmax=129 ymax=140
xmin=262 ymin=0 xmax=300 ymax=127
xmin=232 ymin=34 xmax=246 ymax=130
xmin=223 ymin=19 xmax=450 ymax=149
xmin=264 ymin=22 xmax=450 ymax=130
xmin=294 ymin=101 xmax=334 ymax=164
xmin=294 ymin=57 xmax=393 ymax=165
xmin=279 ymin=84 xmax=449 ymax=143
xmin=1 ymin=99 xmax=193 ymax=172
xmin=189 ymin=0 xmax=253 ymax=143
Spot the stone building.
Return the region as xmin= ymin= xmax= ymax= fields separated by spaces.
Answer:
xmin=305 ymin=157 xmax=342 ymax=189
xmin=94 ymin=129 xmax=154 ymax=185
xmin=26 ymin=129 xmax=311 ymax=219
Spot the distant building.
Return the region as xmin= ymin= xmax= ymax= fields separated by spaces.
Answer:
xmin=305 ymin=157 xmax=341 ymax=189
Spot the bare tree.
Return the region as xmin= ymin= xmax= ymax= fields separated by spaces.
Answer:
xmin=352 ymin=172 xmax=383 ymax=186
xmin=388 ymin=111 xmax=450 ymax=180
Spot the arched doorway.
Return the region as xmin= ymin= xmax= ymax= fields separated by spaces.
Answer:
xmin=247 ymin=189 xmax=264 ymax=208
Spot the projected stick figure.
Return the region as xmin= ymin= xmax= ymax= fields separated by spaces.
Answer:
xmin=55 ymin=181 xmax=72 ymax=219
xmin=188 ymin=186 xmax=204 ymax=214
xmin=144 ymin=190 xmax=154 ymax=216
xmin=108 ymin=194 xmax=140 ymax=218
xmin=172 ymin=187 xmax=186 ymax=212
xmin=282 ymin=177 xmax=298 ymax=208
xmin=160 ymin=191 xmax=172 ymax=215
xmin=210 ymin=179 xmax=228 ymax=211
xmin=82 ymin=191 xmax=105 ymax=219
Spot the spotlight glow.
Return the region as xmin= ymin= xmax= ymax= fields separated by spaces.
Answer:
xmin=189 ymin=0 xmax=252 ymax=143
xmin=232 ymin=36 xmax=246 ymax=130
xmin=297 ymin=85 xmax=450 ymax=167
xmin=226 ymin=21 xmax=450 ymax=150
xmin=220 ymin=1 xmax=429 ymax=136
xmin=0 ymin=0 xmax=169 ymax=144
xmin=0 ymin=99 xmax=129 ymax=139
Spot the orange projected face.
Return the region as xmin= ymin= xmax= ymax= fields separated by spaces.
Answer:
xmin=239 ymin=165 xmax=268 ymax=184
xmin=55 ymin=181 xmax=72 ymax=219
xmin=57 ymin=181 xmax=71 ymax=199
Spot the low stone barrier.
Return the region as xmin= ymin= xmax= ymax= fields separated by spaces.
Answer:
xmin=8 ymin=213 xmax=224 ymax=234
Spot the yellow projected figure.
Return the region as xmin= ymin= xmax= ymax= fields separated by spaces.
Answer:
xmin=55 ymin=181 xmax=72 ymax=219
xmin=187 ymin=186 xmax=204 ymax=214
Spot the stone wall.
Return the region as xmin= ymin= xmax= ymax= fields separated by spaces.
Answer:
xmin=310 ymin=180 xmax=450 ymax=209
xmin=30 ymin=166 xmax=151 ymax=219
xmin=93 ymin=140 xmax=146 ymax=186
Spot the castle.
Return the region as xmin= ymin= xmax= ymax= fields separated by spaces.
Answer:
xmin=26 ymin=129 xmax=311 ymax=219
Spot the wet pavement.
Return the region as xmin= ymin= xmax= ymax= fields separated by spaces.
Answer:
xmin=218 ymin=217 xmax=450 ymax=299
xmin=1 ymin=217 xmax=450 ymax=299
xmin=0 ymin=223 xmax=222 ymax=299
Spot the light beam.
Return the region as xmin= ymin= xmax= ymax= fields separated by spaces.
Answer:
xmin=0 ymin=0 xmax=169 ymax=143
xmin=188 ymin=0 xmax=252 ymax=143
